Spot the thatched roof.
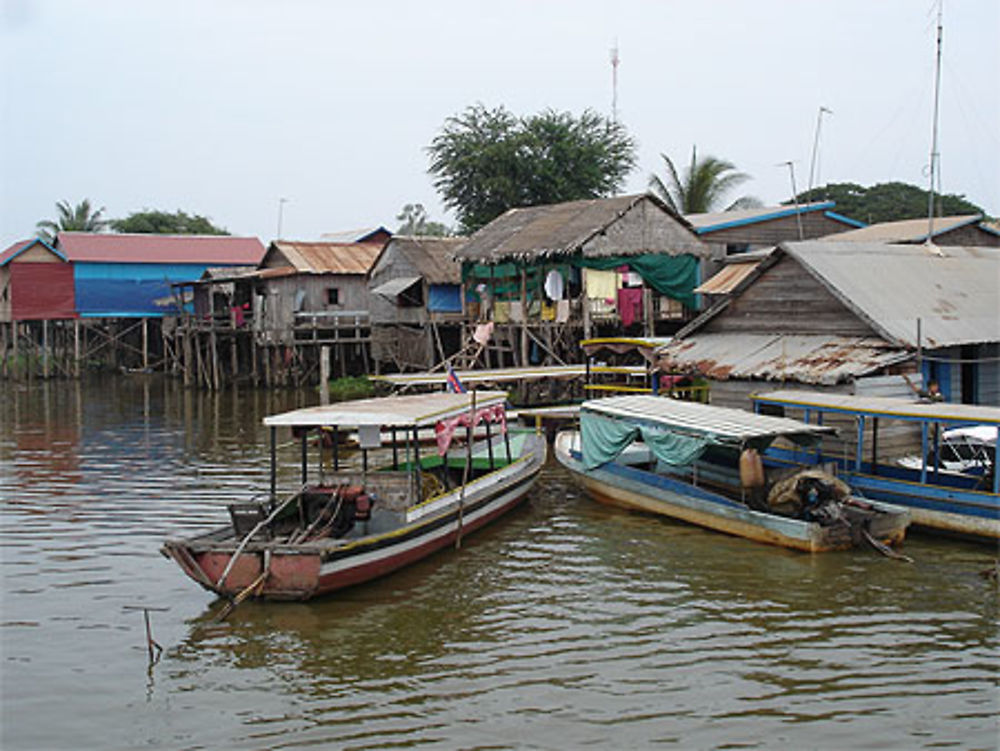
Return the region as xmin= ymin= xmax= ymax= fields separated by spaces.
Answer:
xmin=454 ymin=193 xmax=707 ymax=264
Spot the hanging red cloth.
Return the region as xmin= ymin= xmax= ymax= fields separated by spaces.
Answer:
xmin=617 ymin=287 xmax=643 ymax=327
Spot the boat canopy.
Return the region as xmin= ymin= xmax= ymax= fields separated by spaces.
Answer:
xmin=580 ymin=395 xmax=834 ymax=471
xmin=752 ymin=390 xmax=1000 ymax=427
xmin=263 ymin=391 xmax=509 ymax=430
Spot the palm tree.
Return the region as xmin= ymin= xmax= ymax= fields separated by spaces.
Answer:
xmin=649 ymin=147 xmax=759 ymax=214
xmin=36 ymin=199 xmax=108 ymax=243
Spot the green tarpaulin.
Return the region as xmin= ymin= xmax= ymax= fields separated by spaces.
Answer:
xmin=580 ymin=410 xmax=711 ymax=471
xmin=572 ymin=254 xmax=700 ymax=309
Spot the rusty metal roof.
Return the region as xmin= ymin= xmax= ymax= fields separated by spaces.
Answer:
xmin=267 ymin=241 xmax=383 ymax=275
xmin=785 ymin=241 xmax=1000 ymax=348
xmin=655 ymin=333 xmax=911 ymax=385
xmin=455 ymin=193 xmax=706 ymax=263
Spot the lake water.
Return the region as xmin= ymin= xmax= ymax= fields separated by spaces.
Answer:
xmin=1 ymin=377 xmax=998 ymax=750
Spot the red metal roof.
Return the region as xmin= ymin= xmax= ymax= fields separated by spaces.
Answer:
xmin=0 ymin=238 xmax=65 ymax=267
xmin=56 ymin=232 xmax=265 ymax=265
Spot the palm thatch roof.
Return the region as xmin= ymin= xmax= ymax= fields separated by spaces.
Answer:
xmin=454 ymin=193 xmax=707 ymax=264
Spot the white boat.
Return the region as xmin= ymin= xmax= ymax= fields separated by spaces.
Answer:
xmin=163 ymin=391 xmax=547 ymax=601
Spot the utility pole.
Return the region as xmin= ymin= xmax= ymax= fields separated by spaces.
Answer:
xmin=807 ymin=106 xmax=832 ymax=197
xmin=926 ymin=0 xmax=943 ymax=244
xmin=780 ymin=161 xmax=805 ymax=240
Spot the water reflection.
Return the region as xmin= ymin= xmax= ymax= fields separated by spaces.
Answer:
xmin=1 ymin=378 xmax=998 ymax=751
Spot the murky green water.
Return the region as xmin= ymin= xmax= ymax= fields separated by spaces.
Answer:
xmin=1 ymin=377 xmax=998 ymax=750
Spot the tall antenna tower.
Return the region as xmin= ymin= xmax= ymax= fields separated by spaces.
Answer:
xmin=610 ymin=42 xmax=620 ymax=122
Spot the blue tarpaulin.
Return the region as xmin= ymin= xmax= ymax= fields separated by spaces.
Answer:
xmin=428 ymin=284 xmax=462 ymax=313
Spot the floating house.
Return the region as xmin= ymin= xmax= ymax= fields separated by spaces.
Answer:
xmin=368 ymin=236 xmax=466 ymax=372
xmin=454 ymin=194 xmax=709 ymax=368
xmin=656 ymin=240 xmax=1000 ymax=408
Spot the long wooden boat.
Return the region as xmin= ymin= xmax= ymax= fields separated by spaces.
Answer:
xmin=750 ymin=390 xmax=999 ymax=542
xmin=162 ymin=391 xmax=547 ymax=601
xmin=554 ymin=395 xmax=910 ymax=553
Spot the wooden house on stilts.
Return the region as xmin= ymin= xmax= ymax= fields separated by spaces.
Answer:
xmin=452 ymin=193 xmax=709 ymax=368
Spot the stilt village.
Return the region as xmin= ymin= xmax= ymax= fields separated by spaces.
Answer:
xmin=3 ymin=195 xmax=998 ymax=410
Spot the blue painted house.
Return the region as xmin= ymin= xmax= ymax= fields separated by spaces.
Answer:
xmin=56 ymin=232 xmax=265 ymax=317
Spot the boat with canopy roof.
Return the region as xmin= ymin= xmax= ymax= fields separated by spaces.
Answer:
xmin=162 ymin=391 xmax=547 ymax=601
xmin=554 ymin=395 xmax=910 ymax=553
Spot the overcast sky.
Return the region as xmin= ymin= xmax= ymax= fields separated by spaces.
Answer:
xmin=2 ymin=0 xmax=997 ymax=248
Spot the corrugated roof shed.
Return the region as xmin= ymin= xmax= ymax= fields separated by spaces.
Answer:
xmin=319 ymin=227 xmax=391 ymax=244
xmin=828 ymin=215 xmax=981 ymax=243
xmin=267 ymin=241 xmax=383 ymax=274
xmin=383 ymin=236 xmax=465 ymax=284
xmin=455 ymin=193 xmax=705 ymax=263
xmin=656 ymin=333 xmax=910 ymax=385
xmin=785 ymin=241 xmax=1000 ymax=348
xmin=56 ymin=232 xmax=265 ymax=264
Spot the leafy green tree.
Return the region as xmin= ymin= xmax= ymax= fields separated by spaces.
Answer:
xmin=36 ymin=199 xmax=108 ymax=243
xmin=428 ymin=104 xmax=636 ymax=233
xmin=648 ymin=147 xmax=759 ymax=214
xmin=395 ymin=203 xmax=451 ymax=236
xmin=110 ymin=209 xmax=229 ymax=235
xmin=791 ymin=182 xmax=986 ymax=224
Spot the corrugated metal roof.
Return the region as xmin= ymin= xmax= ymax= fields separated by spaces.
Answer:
xmin=455 ymin=193 xmax=705 ymax=263
xmin=56 ymin=232 xmax=265 ymax=265
xmin=385 ymin=236 xmax=465 ymax=284
xmin=694 ymin=261 xmax=760 ymax=294
xmin=582 ymin=394 xmax=835 ymax=444
xmin=270 ymin=241 xmax=383 ymax=274
xmin=828 ymin=215 xmax=981 ymax=243
xmin=785 ymin=241 xmax=1000 ymax=348
xmin=656 ymin=333 xmax=911 ymax=385
xmin=753 ymin=389 xmax=1000 ymax=427
xmin=685 ymin=202 xmax=834 ymax=233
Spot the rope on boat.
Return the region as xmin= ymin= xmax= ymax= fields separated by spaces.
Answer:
xmin=216 ymin=485 xmax=305 ymax=590
xmin=861 ymin=528 xmax=914 ymax=563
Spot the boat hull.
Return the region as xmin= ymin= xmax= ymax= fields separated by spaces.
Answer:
xmin=163 ymin=436 xmax=547 ymax=600
xmin=554 ymin=432 xmax=908 ymax=553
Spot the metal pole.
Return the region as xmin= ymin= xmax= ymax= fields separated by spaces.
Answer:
xmin=780 ymin=161 xmax=804 ymax=240
xmin=927 ymin=1 xmax=943 ymax=244
xmin=807 ymin=106 xmax=832 ymax=196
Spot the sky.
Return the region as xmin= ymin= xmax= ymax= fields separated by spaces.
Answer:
xmin=2 ymin=0 xmax=997 ymax=249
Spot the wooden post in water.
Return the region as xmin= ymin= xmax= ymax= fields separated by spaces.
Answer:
xmin=74 ymin=319 xmax=81 ymax=378
xmin=319 ymin=345 xmax=330 ymax=405
xmin=11 ymin=322 xmax=18 ymax=380
xmin=142 ymin=317 xmax=149 ymax=371
xmin=42 ymin=319 xmax=50 ymax=379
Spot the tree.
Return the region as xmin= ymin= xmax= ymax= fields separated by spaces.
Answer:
xmin=648 ymin=147 xmax=759 ymax=214
xmin=395 ymin=203 xmax=451 ymax=236
xmin=790 ymin=182 xmax=986 ymax=224
xmin=110 ymin=209 xmax=229 ymax=235
xmin=36 ymin=199 xmax=108 ymax=243
xmin=428 ymin=104 xmax=636 ymax=233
